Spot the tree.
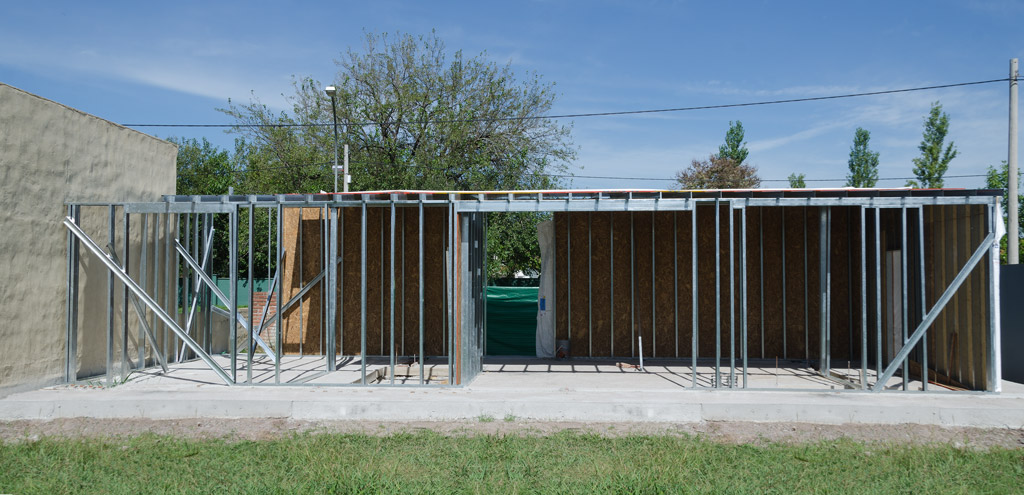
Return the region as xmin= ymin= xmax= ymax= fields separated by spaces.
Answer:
xmin=219 ymin=31 xmax=576 ymax=278
xmin=908 ymin=102 xmax=957 ymax=188
xmin=170 ymin=137 xmax=234 ymax=195
xmin=986 ymin=161 xmax=1023 ymax=263
xmin=675 ymin=155 xmax=760 ymax=189
xmin=718 ymin=121 xmax=749 ymax=165
xmin=846 ymin=127 xmax=879 ymax=187
xmin=788 ymin=173 xmax=806 ymax=188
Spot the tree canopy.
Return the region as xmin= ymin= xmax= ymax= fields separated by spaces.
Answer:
xmin=846 ymin=127 xmax=879 ymax=188
xmin=718 ymin=121 xmax=749 ymax=165
xmin=908 ymin=102 xmax=957 ymax=188
xmin=219 ymin=31 xmax=574 ymax=195
xmin=675 ymin=155 xmax=760 ymax=189
xmin=178 ymin=32 xmax=577 ymax=279
xmin=788 ymin=173 xmax=806 ymax=188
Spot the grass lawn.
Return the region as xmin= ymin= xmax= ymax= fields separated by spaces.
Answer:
xmin=1 ymin=432 xmax=1021 ymax=494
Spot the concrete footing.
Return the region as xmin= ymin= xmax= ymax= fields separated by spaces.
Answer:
xmin=2 ymin=378 xmax=1022 ymax=428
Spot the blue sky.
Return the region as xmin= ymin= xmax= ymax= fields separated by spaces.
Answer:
xmin=2 ymin=1 xmax=1021 ymax=190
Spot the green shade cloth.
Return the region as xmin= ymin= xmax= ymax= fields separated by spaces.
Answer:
xmin=485 ymin=286 xmax=538 ymax=356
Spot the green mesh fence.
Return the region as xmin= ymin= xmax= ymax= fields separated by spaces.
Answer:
xmin=485 ymin=286 xmax=538 ymax=356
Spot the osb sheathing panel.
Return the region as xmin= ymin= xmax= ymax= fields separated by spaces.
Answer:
xmin=280 ymin=207 xmax=326 ymax=354
xmin=610 ymin=212 xmax=632 ymax=356
xmin=280 ymin=206 xmax=449 ymax=358
xmin=653 ymin=211 xmax=678 ymax=358
xmin=930 ymin=204 xmax=989 ymax=390
xmin=589 ymin=213 xmax=613 ymax=356
xmin=568 ymin=212 xmax=590 ymax=356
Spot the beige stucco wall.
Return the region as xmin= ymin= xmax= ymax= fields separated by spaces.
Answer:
xmin=0 ymin=82 xmax=177 ymax=396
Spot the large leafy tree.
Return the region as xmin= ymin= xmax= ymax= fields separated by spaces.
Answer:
xmin=788 ymin=173 xmax=806 ymax=188
xmin=219 ymin=31 xmax=576 ymax=278
xmin=718 ymin=121 xmax=749 ymax=165
xmin=986 ymin=161 xmax=1023 ymax=264
xmin=908 ymin=102 xmax=957 ymax=188
xmin=675 ymin=155 xmax=760 ymax=189
xmin=846 ymin=127 xmax=879 ymax=188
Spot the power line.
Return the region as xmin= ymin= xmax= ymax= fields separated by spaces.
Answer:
xmin=123 ymin=78 xmax=1010 ymax=128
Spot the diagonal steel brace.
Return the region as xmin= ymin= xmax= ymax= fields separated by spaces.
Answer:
xmin=63 ymin=217 xmax=233 ymax=385
xmin=174 ymin=239 xmax=278 ymax=363
xmin=107 ymin=246 xmax=169 ymax=373
xmin=871 ymin=232 xmax=995 ymax=392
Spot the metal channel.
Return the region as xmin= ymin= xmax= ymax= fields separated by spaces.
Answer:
xmin=390 ymin=200 xmax=396 ymax=385
xmin=327 ymin=208 xmax=338 ymax=371
xmin=230 ymin=207 xmax=238 ymax=381
xmin=729 ymin=204 xmax=735 ymax=387
xmin=740 ymin=206 xmax=748 ymax=388
xmin=715 ymin=199 xmax=721 ymax=387
xmin=819 ymin=207 xmax=828 ymax=374
xmin=106 ymin=206 xmax=114 ymax=385
xmin=589 ymin=212 xmax=592 ymax=357
xmin=419 ymin=200 xmax=424 ymax=385
xmin=875 ymin=208 xmax=883 ymax=379
xmin=121 ymin=209 xmax=129 ymax=380
xmin=139 ymin=213 xmax=148 ymax=370
xmin=860 ymin=206 xmax=868 ymax=389
xmin=691 ymin=205 xmax=698 ymax=387
xmin=630 ymin=211 xmax=635 ymax=356
xmin=275 ymin=205 xmax=283 ymax=384
xmin=247 ymin=206 xmax=254 ymax=384
xmin=901 ymin=205 xmax=909 ymax=390
xmin=360 ymin=203 xmax=368 ymax=385
xmin=918 ymin=207 xmax=927 ymax=391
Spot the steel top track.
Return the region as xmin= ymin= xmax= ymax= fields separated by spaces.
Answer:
xmin=71 ymin=188 xmax=1002 ymax=214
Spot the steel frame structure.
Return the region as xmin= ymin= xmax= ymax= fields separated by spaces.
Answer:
xmin=63 ymin=189 xmax=1004 ymax=392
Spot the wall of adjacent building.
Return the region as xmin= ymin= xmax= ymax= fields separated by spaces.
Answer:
xmin=0 ymin=82 xmax=177 ymax=396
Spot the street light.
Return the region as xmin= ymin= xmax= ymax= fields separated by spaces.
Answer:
xmin=324 ymin=85 xmax=341 ymax=193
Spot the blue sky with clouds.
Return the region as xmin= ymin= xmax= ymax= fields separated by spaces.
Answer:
xmin=2 ymin=1 xmax=1021 ymax=190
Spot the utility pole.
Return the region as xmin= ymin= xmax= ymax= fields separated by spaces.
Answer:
xmin=1010 ymin=58 xmax=1019 ymax=264
xmin=325 ymin=85 xmax=340 ymax=194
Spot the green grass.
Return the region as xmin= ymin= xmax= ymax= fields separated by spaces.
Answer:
xmin=0 ymin=432 xmax=1020 ymax=494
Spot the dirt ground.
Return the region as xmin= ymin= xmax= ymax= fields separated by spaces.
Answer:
xmin=1 ymin=418 xmax=1022 ymax=448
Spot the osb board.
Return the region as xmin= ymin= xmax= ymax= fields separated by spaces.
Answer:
xmin=552 ymin=205 xmax=837 ymax=361
xmin=567 ymin=212 xmax=591 ymax=356
xmin=632 ymin=211 xmax=654 ymax=358
xmin=746 ymin=208 xmax=763 ymax=358
xmin=760 ymin=207 xmax=784 ymax=358
xmin=653 ymin=211 xmax=679 ymax=358
xmin=783 ymin=206 xmax=810 ymax=361
xmin=278 ymin=206 xmax=449 ymax=359
xmin=340 ymin=206 xmax=361 ymax=356
xmin=675 ymin=211 xmax=695 ymax=358
xmin=828 ymin=207 xmax=855 ymax=363
xmin=280 ymin=208 xmax=326 ymax=354
xmin=588 ymin=212 xmax=613 ymax=356
xmin=610 ymin=212 xmax=633 ymax=356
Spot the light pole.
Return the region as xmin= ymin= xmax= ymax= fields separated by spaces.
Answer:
xmin=325 ymin=86 xmax=340 ymax=193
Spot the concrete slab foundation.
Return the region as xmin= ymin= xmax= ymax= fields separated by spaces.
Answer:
xmin=1 ymin=358 xmax=1022 ymax=428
